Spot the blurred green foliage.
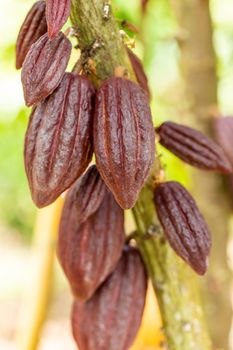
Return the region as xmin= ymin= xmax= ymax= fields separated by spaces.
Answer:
xmin=1 ymin=0 xmax=233 ymax=238
xmin=0 ymin=109 xmax=35 ymax=238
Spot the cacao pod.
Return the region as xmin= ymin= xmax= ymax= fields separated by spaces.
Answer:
xmin=214 ymin=116 xmax=233 ymax=165
xmin=24 ymin=73 xmax=94 ymax=208
xmin=57 ymin=188 xmax=125 ymax=300
xmin=21 ymin=32 xmax=71 ymax=106
xmin=16 ymin=1 xmax=47 ymax=69
xmin=71 ymin=246 xmax=147 ymax=350
xmin=156 ymin=121 xmax=232 ymax=173
xmin=94 ymin=77 xmax=155 ymax=209
xmin=46 ymin=0 xmax=71 ymax=39
xmin=73 ymin=165 xmax=107 ymax=224
xmin=127 ymin=47 xmax=150 ymax=98
xmin=154 ymin=181 xmax=211 ymax=275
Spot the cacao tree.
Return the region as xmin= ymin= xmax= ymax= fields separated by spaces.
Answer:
xmin=15 ymin=0 xmax=233 ymax=349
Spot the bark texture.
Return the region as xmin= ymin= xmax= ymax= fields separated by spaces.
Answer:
xmin=171 ymin=1 xmax=232 ymax=348
xmin=70 ymin=1 xmax=212 ymax=349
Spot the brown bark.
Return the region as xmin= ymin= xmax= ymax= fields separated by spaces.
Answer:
xmin=171 ymin=1 xmax=232 ymax=348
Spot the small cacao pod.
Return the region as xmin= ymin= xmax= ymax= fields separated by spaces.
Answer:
xmin=127 ymin=47 xmax=150 ymax=98
xmin=157 ymin=121 xmax=232 ymax=173
xmin=46 ymin=0 xmax=71 ymax=39
xmin=16 ymin=0 xmax=47 ymax=69
xmin=71 ymin=247 xmax=147 ymax=350
xmin=94 ymin=77 xmax=155 ymax=209
xmin=154 ymin=181 xmax=211 ymax=275
xmin=73 ymin=165 xmax=107 ymax=224
xmin=21 ymin=32 xmax=71 ymax=106
xmin=57 ymin=188 xmax=125 ymax=300
xmin=24 ymin=73 xmax=94 ymax=208
xmin=213 ymin=116 xmax=233 ymax=165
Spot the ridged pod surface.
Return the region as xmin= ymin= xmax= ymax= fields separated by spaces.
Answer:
xmin=46 ymin=0 xmax=71 ymax=39
xmin=71 ymin=247 xmax=147 ymax=350
xmin=94 ymin=77 xmax=155 ymax=209
xmin=154 ymin=181 xmax=211 ymax=275
xmin=24 ymin=73 xmax=95 ymax=208
xmin=127 ymin=48 xmax=150 ymax=98
xmin=57 ymin=189 xmax=125 ymax=300
xmin=157 ymin=121 xmax=232 ymax=173
xmin=21 ymin=32 xmax=71 ymax=106
xmin=214 ymin=116 xmax=233 ymax=165
xmin=16 ymin=1 xmax=47 ymax=69
xmin=74 ymin=165 xmax=107 ymax=224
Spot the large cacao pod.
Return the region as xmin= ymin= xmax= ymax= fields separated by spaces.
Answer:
xmin=214 ymin=116 xmax=233 ymax=165
xmin=57 ymin=188 xmax=125 ymax=300
xmin=154 ymin=181 xmax=211 ymax=275
xmin=24 ymin=73 xmax=94 ymax=208
xmin=71 ymin=247 xmax=147 ymax=350
xmin=127 ymin=47 xmax=150 ymax=98
xmin=156 ymin=121 xmax=232 ymax=173
xmin=21 ymin=32 xmax=71 ymax=106
xmin=16 ymin=1 xmax=47 ymax=69
xmin=46 ymin=0 xmax=71 ymax=39
xmin=94 ymin=77 xmax=155 ymax=209
xmin=73 ymin=165 xmax=107 ymax=224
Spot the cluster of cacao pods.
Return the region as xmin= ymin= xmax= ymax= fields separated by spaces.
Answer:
xmin=16 ymin=1 xmax=233 ymax=349
xmin=16 ymin=2 xmax=151 ymax=348
xmin=57 ymin=165 xmax=148 ymax=350
xmin=154 ymin=121 xmax=232 ymax=274
xmin=16 ymin=0 xmax=155 ymax=210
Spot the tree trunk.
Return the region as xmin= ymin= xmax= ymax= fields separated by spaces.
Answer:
xmin=70 ymin=1 xmax=212 ymax=349
xmin=171 ymin=1 xmax=232 ymax=348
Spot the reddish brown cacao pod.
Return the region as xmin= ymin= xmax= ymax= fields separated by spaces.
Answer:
xmin=16 ymin=1 xmax=47 ymax=69
xmin=57 ymin=188 xmax=125 ymax=300
xmin=46 ymin=0 xmax=71 ymax=39
xmin=94 ymin=77 xmax=155 ymax=209
xmin=74 ymin=165 xmax=107 ymax=224
xmin=154 ymin=181 xmax=211 ymax=275
xmin=24 ymin=73 xmax=94 ymax=208
xmin=156 ymin=121 xmax=232 ymax=173
xmin=127 ymin=48 xmax=150 ymax=98
xmin=214 ymin=116 xmax=233 ymax=165
xmin=21 ymin=32 xmax=71 ymax=106
xmin=71 ymin=247 xmax=147 ymax=350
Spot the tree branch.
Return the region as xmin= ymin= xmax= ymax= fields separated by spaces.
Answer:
xmin=70 ymin=0 xmax=135 ymax=85
xmin=171 ymin=1 xmax=232 ymax=347
xmin=70 ymin=1 xmax=212 ymax=348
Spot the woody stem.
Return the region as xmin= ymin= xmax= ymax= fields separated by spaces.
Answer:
xmin=70 ymin=1 xmax=212 ymax=349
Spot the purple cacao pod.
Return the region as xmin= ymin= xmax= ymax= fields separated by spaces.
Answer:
xmin=94 ymin=77 xmax=155 ymax=210
xmin=74 ymin=165 xmax=107 ymax=224
xmin=24 ymin=73 xmax=95 ymax=208
xmin=154 ymin=181 xmax=211 ymax=275
xmin=71 ymin=247 xmax=147 ymax=350
xmin=46 ymin=0 xmax=71 ymax=39
xmin=21 ymin=32 xmax=71 ymax=106
xmin=213 ymin=116 xmax=233 ymax=165
xmin=127 ymin=47 xmax=150 ymax=98
xmin=16 ymin=1 xmax=47 ymax=69
xmin=157 ymin=121 xmax=232 ymax=173
xmin=57 ymin=188 xmax=125 ymax=300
